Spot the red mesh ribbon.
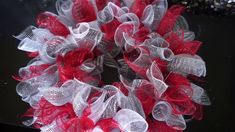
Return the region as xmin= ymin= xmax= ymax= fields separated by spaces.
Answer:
xmin=96 ymin=0 xmax=121 ymax=10
xmin=165 ymin=32 xmax=202 ymax=55
xmin=165 ymin=74 xmax=197 ymax=115
xmin=112 ymin=82 xmax=129 ymax=96
xmin=110 ymin=0 xmax=121 ymax=7
xmin=72 ymin=0 xmax=97 ymax=23
xmin=22 ymin=107 xmax=35 ymax=118
xmin=124 ymin=50 xmax=148 ymax=78
xmin=36 ymin=12 xmax=70 ymax=37
xmin=56 ymin=48 xmax=94 ymax=83
xmin=130 ymin=0 xmax=155 ymax=18
xmin=30 ymin=98 xmax=76 ymax=128
xmin=96 ymin=118 xmax=121 ymax=131
xmin=101 ymin=19 xmax=121 ymax=41
xmin=157 ymin=5 xmax=185 ymax=35
xmin=13 ymin=64 xmax=51 ymax=81
xmin=166 ymin=90 xmax=196 ymax=115
xmin=166 ymin=73 xmax=190 ymax=86
xmin=135 ymin=84 xmax=155 ymax=115
xmin=27 ymin=52 xmax=39 ymax=58
xmin=63 ymin=116 xmax=94 ymax=131
xmin=192 ymin=103 xmax=203 ymax=120
xmin=29 ymin=64 xmax=51 ymax=76
xmin=132 ymin=26 xmax=150 ymax=43
xmin=96 ymin=0 xmax=108 ymax=11
xmin=154 ymin=58 xmax=168 ymax=75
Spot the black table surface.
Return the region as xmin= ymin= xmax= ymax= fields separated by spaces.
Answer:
xmin=0 ymin=0 xmax=235 ymax=131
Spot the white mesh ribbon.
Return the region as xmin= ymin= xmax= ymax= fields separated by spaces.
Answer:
xmin=113 ymin=109 xmax=148 ymax=132
xmin=132 ymin=48 xmax=152 ymax=68
xmin=15 ymin=26 xmax=54 ymax=52
xmin=118 ymin=59 xmax=139 ymax=82
xmin=92 ymin=126 xmax=104 ymax=132
xmin=80 ymin=59 xmax=97 ymax=73
xmin=120 ymin=76 xmax=144 ymax=92
xmin=103 ymin=53 xmax=120 ymax=68
xmin=84 ymin=27 xmax=103 ymax=44
xmin=40 ymin=120 xmax=63 ymax=132
xmin=15 ymin=26 xmax=53 ymax=42
xmin=191 ymin=83 xmax=211 ymax=105
xmin=72 ymin=79 xmax=93 ymax=117
xmin=173 ymin=16 xmax=189 ymax=32
xmin=182 ymin=31 xmax=195 ymax=42
xmin=101 ymin=82 xmax=146 ymax=119
xmin=146 ymin=62 xmax=168 ymax=97
xmin=39 ymin=37 xmax=69 ymax=63
xmin=152 ymin=101 xmax=172 ymax=121
xmin=97 ymin=6 xmax=113 ymax=23
xmin=100 ymin=86 xmax=120 ymax=118
xmin=123 ymin=32 xmax=138 ymax=52
xmin=141 ymin=5 xmax=155 ymax=28
xmin=88 ymin=90 xmax=115 ymax=123
xmin=56 ymin=0 xmax=75 ymax=26
xmin=16 ymin=65 xmax=58 ymax=107
xmin=14 ymin=26 xmax=37 ymax=40
xmin=143 ymin=37 xmax=174 ymax=61
xmin=111 ymin=6 xmax=143 ymax=51
xmin=69 ymin=22 xmax=90 ymax=39
xmin=151 ymin=0 xmax=168 ymax=30
xmin=122 ymin=0 xmax=135 ymax=8
xmin=71 ymin=22 xmax=103 ymax=42
xmin=41 ymin=80 xmax=78 ymax=106
xmin=97 ymin=2 xmax=129 ymax=24
xmin=169 ymin=54 xmax=207 ymax=77
xmin=117 ymin=13 xmax=140 ymax=30
xmin=22 ymin=117 xmax=38 ymax=126
xmin=56 ymin=0 xmax=72 ymax=16
xmin=18 ymin=59 xmax=45 ymax=79
xmin=171 ymin=15 xmax=196 ymax=42
xmin=140 ymin=0 xmax=168 ymax=30
xmin=18 ymin=38 xmax=42 ymax=52
xmin=88 ymin=84 xmax=146 ymax=123
xmin=97 ymin=2 xmax=118 ymax=23
xmin=119 ymin=83 xmax=147 ymax=118
xmin=166 ymin=113 xmax=186 ymax=130
xmin=114 ymin=22 xmax=135 ymax=48
xmin=152 ymin=101 xmax=186 ymax=130
xmin=88 ymin=56 xmax=104 ymax=75
xmin=125 ymin=93 xmax=146 ymax=119
xmin=32 ymin=28 xmax=55 ymax=43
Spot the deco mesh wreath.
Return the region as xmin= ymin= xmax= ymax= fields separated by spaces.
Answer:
xmin=14 ymin=0 xmax=211 ymax=131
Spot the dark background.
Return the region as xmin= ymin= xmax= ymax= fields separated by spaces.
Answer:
xmin=0 ymin=0 xmax=235 ymax=131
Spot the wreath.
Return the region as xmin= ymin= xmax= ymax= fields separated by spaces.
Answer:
xmin=14 ymin=0 xmax=210 ymax=131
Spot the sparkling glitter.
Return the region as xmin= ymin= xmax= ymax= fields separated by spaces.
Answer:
xmin=170 ymin=0 xmax=235 ymax=15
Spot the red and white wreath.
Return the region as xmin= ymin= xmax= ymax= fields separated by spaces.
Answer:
xmin=14 ymin=0 xmax=210 ymax=131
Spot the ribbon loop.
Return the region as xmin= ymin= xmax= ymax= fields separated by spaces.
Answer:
xmin=113 ymin=109 xmax=148 ymax=132
xmin=42 ymin=80 xmax=77 ymax=106
xmin=191 ymin=83 xmax=211 ymax=105
xmin=152 ymin=101 xmax=172 ymax=121
xmin=146 ymin=61 xmax=168 ymax=97
xmin=169 ymin=54 xmax=206 ymax=77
